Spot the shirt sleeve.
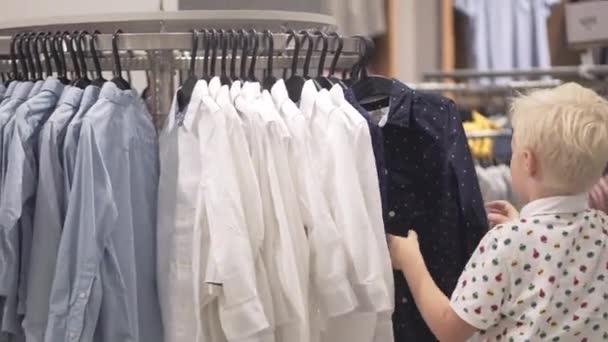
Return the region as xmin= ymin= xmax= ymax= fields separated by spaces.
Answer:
xmin=291 ymin=115 xmax=357 ymax=319
xmin=352 ymin=118 xmax=395 ymax=338
xmin=450 ymin=227 xmax=511 ymax=330
xmin=325 ymin=109 xmax=390 ymax=313
xmin=45 ymin=122 xmax=117 ymax=342
xmin=195 ymin=98 xmax=269 ymax=341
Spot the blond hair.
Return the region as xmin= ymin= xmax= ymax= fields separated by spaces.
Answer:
xmin=510 ymin=83 xmax=608 ymax=193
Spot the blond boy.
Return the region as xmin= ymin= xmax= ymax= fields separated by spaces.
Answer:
xmin=389 ymin=83 xmax=608 ymax=342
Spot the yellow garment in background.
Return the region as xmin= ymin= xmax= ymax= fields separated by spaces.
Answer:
xmin=463 ymin=111 xmax=497 ymax=160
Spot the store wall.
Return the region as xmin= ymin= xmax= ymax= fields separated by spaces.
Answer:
xmin=392 ymin=0 xmax=441 ymax=82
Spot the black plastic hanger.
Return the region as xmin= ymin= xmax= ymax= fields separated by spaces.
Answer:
xmin=208 ymin=29 xmax=219 ymax=80
xmin=219 ymin=30 xmax=231 ymax=86
xmin=23 ymin=33 xmax=37 ymax=81
xmin=177 ymin=29 xmax=199 ymax=113
xmin=51 ymin=31 xmax=70 ymax=84
xmin=6 ymin=33 xmax=21 ymax=86
xmin=64 ymin=32 xmax=85 ymax=88
xmin=238 ymin=29 xmax=249 ymax=82
xmin=110 ymin=30 xmax=131 ymax=90
xmin=283 ymin=30 xmax=305 ymax=102
xmin=89 ymin=31 xmax=107 ymax=87
xmin=261 ymin=30 xmax=277 ymax=90
xmin=27 ymin=32 xmax=43 ymax=81
xmin=229 ymin=30 xmax=239 ymax=82
xmin=298 ymin=31 xmax=314 ymax=79
xmin=327 ymin=32 xmax=346 ymax=88
xmin=200 ymin=29 xmax=211 ymax=81
xmin=311 ymin=31 xmax=332 ymax=89
xmin=247 ymin=29 xmax=259 ymax=82
xmin=17 ymin=33 xmax=31 ymax=81
xmin=73 ymin=31 xmax=92 ymax=89
xmin=35 ymin=32 xmax=52 ymax=79
xmin=350 ymin=36 xmax=393 ymax=111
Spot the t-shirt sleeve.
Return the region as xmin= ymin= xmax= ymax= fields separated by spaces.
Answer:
xmin=450 ymin=227 xmax=511 ymax=330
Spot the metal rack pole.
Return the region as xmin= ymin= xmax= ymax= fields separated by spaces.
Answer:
xmin=423 ymin=65 xmax=608 ymax=81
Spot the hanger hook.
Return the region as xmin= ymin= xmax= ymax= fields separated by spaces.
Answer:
xmin=209 ymin=29 xmax=220 ymax=77
xmin=352 ymin=35 xmax=374 ymax=80
xmin=112 ymin=29 xmax=124 ymax=79
xmin=247 ymin=29 xmax=258 ymax=81
xmin=9 ymin=33 xmax=21 ymax=80
xmin=284 ymin=29 xmax=301 ymax=78
xmin=312 ymin=30 xmax=329 ymax=77
xmin=17 ymin=33 xmax=30 ymax=80
xmin=202 ymin=29 xmax=211 ymax=79
xmin=35 ymin=32 xmax=52 ymax=78
xmin=52 ymin=31 xmax=67 ymax=79
xmin=229 ymin=29 xmax=239 ymax=80
xmin=220 ymin=29 xmax=229 ymax=78
xmin=188 ymin=29 xmax=199 ymax=77
xmin=262 ymin=30 xmax=274 ymax=79
xmin=90 ymin=30 xmax=104 ymax=80
xmin=76 ymin=30 xmax=90 ymax=80
xmin=238 ymin=29 xmax=249 ymax=80
xmin=63 ymin=31 xmax=81 ymax=79
xmin=23 ymin=33 xmax=37 ymax=80
xmin=28 ymin=32 xmax=43 ymax=80
xmin=298 ymin=30 xmax=314 ymax=78
xmin=328 ymin=32 xmax=343 ymax=77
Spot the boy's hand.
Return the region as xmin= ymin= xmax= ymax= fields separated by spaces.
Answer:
xmin=388 ymin=230 xmax=422 ymax=271
xmin=485 ymin=200 xmax=519 ymax=227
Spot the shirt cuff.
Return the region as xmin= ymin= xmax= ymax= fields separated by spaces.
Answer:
xmin=316 ymin=277 xmax=357 ymax=318
xmin=219 ymin=272 xmax=270 ymax=341
xmin=353 ymin=280 xmax=392 ymax=313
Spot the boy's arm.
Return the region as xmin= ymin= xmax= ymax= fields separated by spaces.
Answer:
xmin=393 ymin=231 xmax=476 ymax=342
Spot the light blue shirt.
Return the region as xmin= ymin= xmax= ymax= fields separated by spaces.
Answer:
xmin=455 ymin=0 xmax=559 ymax=82
xmin=46 ymin=82 xmax=163 ymax=342
xmin=0 ymin=82 xmax=18 ymax=107
xmin=62 ymin=85 xmax=100 ymax=197
xmin=0 ymin=78 xmax=63 ymax=335
xmin=27 ymin=81 xmax=44 ymax=100
xmin=0 ymin=81 xmax=33 ymax=340
xmin=23 ymin=86 xmax=83 ymax=342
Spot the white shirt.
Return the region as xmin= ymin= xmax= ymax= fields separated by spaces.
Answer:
xmin=233 ymin=83 xmax=302 ymax=339
xmin=301 ymin=82 xmax=391 ymax=342
xmin=271 ymin=80 xmax=357 ymax=325
xmin=329 ymin=85 xmax=395 ymax=342
xmin=157 ymin=81 xmax=207 ymax=342
xmin=451 ymin=194 xmax=608 ymax=341
xmin=191 ymin=85 xmax=269 ymax=341
xmin=210 ymin=79 xmax=276 ymax=341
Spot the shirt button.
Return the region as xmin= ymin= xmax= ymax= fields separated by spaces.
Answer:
xmin=79 ymin=292 xmax=87 ymax=299
xmin=69 ymin=332 xmax=77 ymax=339
xmin=388 ymin=211 xmax=396 ymax=218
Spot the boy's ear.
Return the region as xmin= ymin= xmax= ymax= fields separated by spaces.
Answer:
xmin=523 ymin=149 xmax=538 ymax=177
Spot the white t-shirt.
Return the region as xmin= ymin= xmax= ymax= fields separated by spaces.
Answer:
xmin=451 ymin=194 xmax=608 ymax=341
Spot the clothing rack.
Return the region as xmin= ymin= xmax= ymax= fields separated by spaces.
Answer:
xmin=0 ymin=11 xmax=366 ymax=128
xmin=423 ymin=65 xmax=608 ymax=81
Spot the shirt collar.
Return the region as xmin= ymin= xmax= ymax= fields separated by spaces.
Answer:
xmin=344 ymin=79 xmax=412 ymax=127
xmin=39 ymin=78 xmax=65 ymax=97
xmin=99 ymin=81 xmax=136 ymax=106
xmin=57 ymin=86 xmax=83 ymax=108
xmin=11 ymin=81 xmax=34 ymax=101
xmin=299 ymin=80 xmax=318 ymax=117
xmin=520 ymin=194 xmax=589 ymax=218
xmin=386 ymin=79 xmax=413 ymax=127
xmin=182 ymin=80 xmax=208 ymax=132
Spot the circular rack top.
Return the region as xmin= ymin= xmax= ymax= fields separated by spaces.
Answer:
xmin=0 ymin=10 xmax=337 ymax=35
